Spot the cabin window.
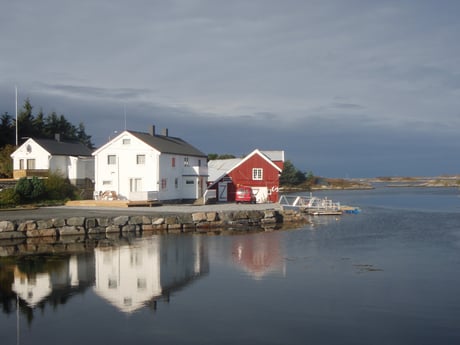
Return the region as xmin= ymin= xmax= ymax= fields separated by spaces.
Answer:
xmin=161 ymin=178 xmax=167 ymax=190
xmin=252 ymin=168 xmax=263 ymax=180
xmin=172 ymin=157 xmax=176 ymax=167
xmin=184 ymin=157 xmax=189 ymax=167
xmin=26 ymin=159 xmax=36 ymax=170
xmin=122 ymin=138 xmax=131 ymax=145
xmin=107 ymin=155 xmax=116 ymax=165
xmin=136 ymin=154 xmax=145 ymax=164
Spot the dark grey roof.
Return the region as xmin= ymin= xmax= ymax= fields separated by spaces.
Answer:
xmin=129 ymin=131 xmax=206 ymax=157
xmin=34 ymin=138 xmax=93 ymax=156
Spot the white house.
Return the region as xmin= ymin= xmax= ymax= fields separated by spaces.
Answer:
xmin=10 ymin=136 xmax=94 ymax=186
xmin=92 ymin=126 xmax=208 ymax=202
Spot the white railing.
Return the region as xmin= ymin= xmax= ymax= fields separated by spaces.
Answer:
xmin=203 ymin=189 xmax=216 ymax=204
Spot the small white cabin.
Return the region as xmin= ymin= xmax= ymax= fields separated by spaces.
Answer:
xmin=10 ymin=136 xmax=94 ymax=186
xmin=92 ymin=126 xmax=208 ymax=202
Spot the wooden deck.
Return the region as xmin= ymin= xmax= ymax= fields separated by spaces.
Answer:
xmin=66 ymin=200 xmax=162 ymax=208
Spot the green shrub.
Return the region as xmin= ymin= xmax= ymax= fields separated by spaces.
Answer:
xmin=15 ymin=177 xmax=33 ymax=201
xmin=15 ymin=177 xmax=46 ymax=202
xmin=44 ymin=172 xmax=77 ymax=200
xmin=0 ymin=188 xmax=20 ymax=207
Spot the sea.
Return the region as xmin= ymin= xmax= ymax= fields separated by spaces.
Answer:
xmin=1 ymin=186 xmax=460 ymax=345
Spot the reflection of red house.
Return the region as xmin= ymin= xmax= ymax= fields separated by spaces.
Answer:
xmin=208 ymin=149 xmax=284 ymax=203
xmin=232 ymin=232 xmax=285 ymax=279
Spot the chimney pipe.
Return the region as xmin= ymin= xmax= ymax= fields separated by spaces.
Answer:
xmin=161 ymin=128 xmax=169 ymax=137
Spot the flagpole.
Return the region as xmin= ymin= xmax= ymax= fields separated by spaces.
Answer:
xmin=15 ymin=86 xmax=18 ymax=146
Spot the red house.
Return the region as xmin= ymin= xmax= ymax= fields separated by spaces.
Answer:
xmin=208 ymin=149 xmax=284 ymax=203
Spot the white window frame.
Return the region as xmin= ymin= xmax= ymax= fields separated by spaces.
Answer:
xmin=252 ymin=168 xmax=263 ymax=180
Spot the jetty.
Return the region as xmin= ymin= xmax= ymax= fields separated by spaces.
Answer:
xmin=278 ymin=194 xmax=360 ymax=215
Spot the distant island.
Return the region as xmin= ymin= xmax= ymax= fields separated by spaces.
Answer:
xmin=282 ymin=175 xmax=460 ymax=192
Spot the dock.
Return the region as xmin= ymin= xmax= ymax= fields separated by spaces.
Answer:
xmin=278 ymin=194 xmax=360 ymax=215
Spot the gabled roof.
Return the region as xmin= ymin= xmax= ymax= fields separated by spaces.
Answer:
xmin=129 ymin=131 xmax=206 ymax=157
xmin=208 ymin=149 xmax=283 ymax=185
xmin=208 ymin=158 xmax=242 ymax=182
xmin=32 ymin=138 xmax=93 ymax=156
xmin=93 ymin=130 xmax=206 ymax=157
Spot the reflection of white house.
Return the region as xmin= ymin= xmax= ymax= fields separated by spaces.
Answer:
xmin=12 ymin=268 xmax=52 ymax=308
xmin=12 ymin=254 xmax=94 ymax=307
xmin=93 ymin=236 xmax=208 ymax=314
xmin=92 ymin=126 xmax=208 ymax=202
xmin=10 ymin=135 xmax=94 ymax=186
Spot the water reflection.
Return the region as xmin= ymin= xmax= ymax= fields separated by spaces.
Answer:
xmin=0 ymin=234 xmax=209 ymax=319
xmin=94 ymin=236 xmax=208 ymax=313
xmin=232 ymin=232 xmax=286 ymax=279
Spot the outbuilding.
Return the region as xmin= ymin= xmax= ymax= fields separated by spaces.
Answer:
xmin=208 ymin=149 xmax=284 ymax=203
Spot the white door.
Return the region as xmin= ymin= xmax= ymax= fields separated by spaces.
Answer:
xmin=218 ymin=182 xmax=228 ymax=202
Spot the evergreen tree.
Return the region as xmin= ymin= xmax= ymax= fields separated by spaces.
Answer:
xmin=0 ymin=112 xmax=14 ymax=146
xmin=280 ymin=160 xmax=307 ymax=186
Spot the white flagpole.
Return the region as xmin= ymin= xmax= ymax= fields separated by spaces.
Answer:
xmin=15 ymin=86 xmax=18 ymax=146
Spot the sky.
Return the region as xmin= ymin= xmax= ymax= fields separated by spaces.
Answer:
xmin=1 ymin=0 xmax=460 ymax=177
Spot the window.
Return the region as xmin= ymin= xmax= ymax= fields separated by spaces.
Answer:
xmin=19 ymin=159 xmax=24 ymax=170
xmin=130 ymin=178 xmax=142 ymax=192
xmin=102 ymin=180 xmax=112 ymax=186
xmin=198 ymin=159 xmax=201 ymax=167
xmin=186 ymin=180 xmax=194 ymax=185
xmin=172 ymin=157 xmax=176 ymax=167
xmin=252 ymin=168 xmax=263 ymax=180
xmin=184 ymin=157 xmax=189 ymax=167
xmin=161 ymin=178 xmax=167 ymax=190
xmin=137 ymin=278 xmax=147 ymax=290
xmin=26 ymin=159 xmax=35 ymax=170
xmin=122 ymin=138 xmax=131 ymax=145
xmin=107 ymin=155 xmax=116 ymax=165
xmin=108 ymin=278 xmax=118 ymax=289
xmin=136 ymin=154 xmax=145 ymax=164
xmin=175 ymin=178 xmax=179 ymax=189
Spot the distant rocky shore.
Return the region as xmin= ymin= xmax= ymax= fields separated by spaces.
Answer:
xmin=282 ymin=175 xmax=460 ymax=192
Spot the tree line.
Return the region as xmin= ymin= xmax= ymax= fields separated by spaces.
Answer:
xmin=0 ymin=99 xmax=94 ymax=178
xmin=0 ymin=98 xmax=93 ymax=148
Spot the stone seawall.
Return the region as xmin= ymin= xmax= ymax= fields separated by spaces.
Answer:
xmin=0 ymin=209 xmax=308 ymax=242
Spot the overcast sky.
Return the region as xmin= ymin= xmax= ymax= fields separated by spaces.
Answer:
xmin=1 ymin=0 xmax=460 ymax=177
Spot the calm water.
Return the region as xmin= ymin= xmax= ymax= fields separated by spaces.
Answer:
xmin=1 ymin=187 xmax=460 ymax=345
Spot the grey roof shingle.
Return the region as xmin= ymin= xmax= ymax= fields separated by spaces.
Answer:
xmin=34 ymin=139 xmax=93 ymax=156
xmin=129 ymin=131 xmax=206 ymax=157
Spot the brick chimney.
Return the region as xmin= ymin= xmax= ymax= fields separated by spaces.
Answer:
xmin=149 ymin=125 xmax=155 ymax=136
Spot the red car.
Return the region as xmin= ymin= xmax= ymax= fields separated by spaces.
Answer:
xmin=235 ymin=186 xmax=256 ymax=204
